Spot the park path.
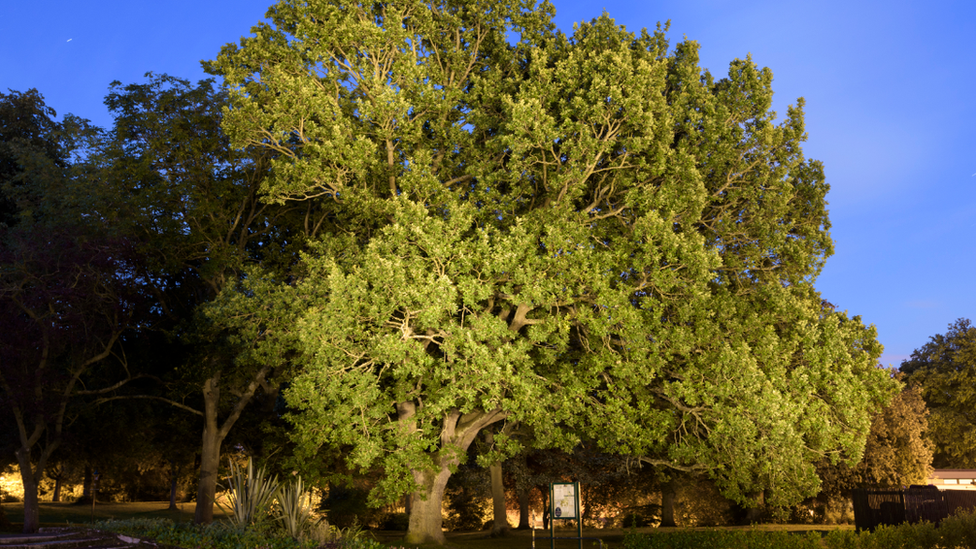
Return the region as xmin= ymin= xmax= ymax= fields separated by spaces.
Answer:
xmin=0 ymin=528 xmax=166 ymax=549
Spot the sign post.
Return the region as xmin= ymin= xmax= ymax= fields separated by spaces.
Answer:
xmin=550 ymin=482 xmax=581 ymax=549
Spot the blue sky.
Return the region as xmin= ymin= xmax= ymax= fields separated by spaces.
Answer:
xmin=3 ymin=0 xmax=973 ymax=366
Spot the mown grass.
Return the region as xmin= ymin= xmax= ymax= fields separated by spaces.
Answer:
xmin=0 ymin=500 xmax=220 ymax=529
xmin=0 ymin=501 xmax=854 ymax=549
xmin=368 ymin=524 xmax=855 ymax=549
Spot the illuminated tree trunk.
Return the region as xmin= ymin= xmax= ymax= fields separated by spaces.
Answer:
xmin=192 ymin=368 xmax=271 ymax=524
xmin=404 ymin=465 xmax=453 ymax=545
xmin=401 ymin=405 xmax=505 ymax=545
xmin=194 ymin=376 xmax=225 ymax=524
xmin=485 ymin=430 xmax=509 ymax=537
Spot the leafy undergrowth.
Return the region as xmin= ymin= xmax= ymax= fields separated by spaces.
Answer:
xmin=94 ymin=518 xmax=390 ymax=549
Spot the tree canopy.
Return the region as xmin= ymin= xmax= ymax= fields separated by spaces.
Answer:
xmin=901 ymin=318 xmax=976 ymax=468
xmin=206 ymin=0 xmax=897 ymax=543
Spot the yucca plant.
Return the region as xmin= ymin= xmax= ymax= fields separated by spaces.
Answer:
xmin=217 ymin=458 xmax=280 ymax=530
xmin=275 ymin=475 xmax=318 ymax=540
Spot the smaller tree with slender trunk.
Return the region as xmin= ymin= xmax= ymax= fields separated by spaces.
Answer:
xmin=86 ymin=73 xmax=316 ymax=524
xmin=0 ymin=226 xmax=142 ymax=532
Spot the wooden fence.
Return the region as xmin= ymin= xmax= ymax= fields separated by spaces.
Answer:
xmin=852 ymin=485 xmax=976 ymax=532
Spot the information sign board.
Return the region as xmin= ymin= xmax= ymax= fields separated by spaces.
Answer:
xmin=551 ymin=483 xmax=577 ymax=519
xmin=549 ymin=482 xmax=582 ymax=549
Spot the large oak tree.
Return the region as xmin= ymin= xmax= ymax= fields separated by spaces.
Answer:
xmin=208 ymin=0 xmax=896 ymax=543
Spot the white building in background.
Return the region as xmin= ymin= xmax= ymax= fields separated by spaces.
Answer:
xmin=927 ymin=470 xmax=976 ymax=490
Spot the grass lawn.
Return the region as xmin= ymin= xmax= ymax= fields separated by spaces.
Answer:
xmin=0 ymin=501 xmax=853 ymax=548
xmin=0 ymin=500 xmax=215 ymax=529
xmin=370 ymin=524 xmax=855 ymax=549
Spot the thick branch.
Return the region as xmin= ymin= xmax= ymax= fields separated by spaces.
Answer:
xmin=94 ymin=395 xmax=204 ymax=417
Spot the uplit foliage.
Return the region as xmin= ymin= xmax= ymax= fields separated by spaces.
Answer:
xmin=208 ymin=0 xmax=896 ymax=542
xmin=817 ymin=375 xmax=933 ymax=497
xmin=901 ymin=318 xmax=976 ymax=468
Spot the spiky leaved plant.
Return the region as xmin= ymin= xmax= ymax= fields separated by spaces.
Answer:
xmin=275 ymin=475 xmax=318 ymax=540
xmin=217 ymin=458 xmax=279 ymax=529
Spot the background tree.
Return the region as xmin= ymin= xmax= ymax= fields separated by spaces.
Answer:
xmin=85 ymin=73 xmax=318 ymax=523
xmin=0 ymin=226 xmax=143 ymax=532
xmin=811 ymin=373 xmax=932 ymax=524
xmin=0 ymin=90 xmax=73 ymax=227
xmin=0 ymin=89 xmax=147 ymax=533
xmin=901 ymin=318 xmax=976 ymax=468
xmin=209 ymin=0 xmax=896 ymax=544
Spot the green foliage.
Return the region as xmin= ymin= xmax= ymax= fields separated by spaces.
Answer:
xmin=0 ymin=88 xmax=99 ymax=229
xmin=96 ymin=518 xmax=305 ymax=549
xmin=901 ymin=318 xmax=976 ymax=468
xmin=937 ymin=509 xmax=976 ymax=549
xmin=822 ymin=529 xmax=858 ymax=549
xmin=819 ymin=511 xmax=976 ymax=549
xmin=218 ymin=458 xmax=281 ymax=529
xmin=209 ymin=0 xmax=896 ymax=522
xmin=817 ymin=376 xmax=933 ymax=501
xmin=320 ymin=484 xmax=389 ymax=530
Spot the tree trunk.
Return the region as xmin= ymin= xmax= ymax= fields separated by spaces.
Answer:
xmin=484 ymin=430 xmax=509 ymax=537
xmin=52 ymin=473 xmax=62 ymax=503
xmin=169 ymin=459 xmax=179 ymax=511
xmin=14 ymin=436 xmax=57 ymax=533
xmin=404 ymin=465 xmax=452 ymax=545
xmin=738 ymin=491 xmax=765 ymax=525
xmin=16 ymin=449 xmax=40 ymax=534
xmin=191 ymin=368 xmax=271 ymax=524
xmin=400 ymin=406 xmax=506 ymax=545
xmin=540 ymin=486 xmax=550 ymax=530
xmin=660 ymin=480 xmax=677 ymax=527
xmin=489 ymin=460 xmax=509 ymax=535
xmin=193 ymin=381 xmax=224 ymax=524
xmin=517 ymin=486 xmax=530 ymax=529
xmin=82 ymin=466 xmax=92 ymax=500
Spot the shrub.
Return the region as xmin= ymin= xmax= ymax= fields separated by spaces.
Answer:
xmin=939 ymin=509 xmax=976 ymax=549
xmin=378 ymin=512 xmax=409 ymax=531
xmin=823 ymin=497 xmax=855 ymax=525
xmin=823 ymin=528 xmax=858 ymax=549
